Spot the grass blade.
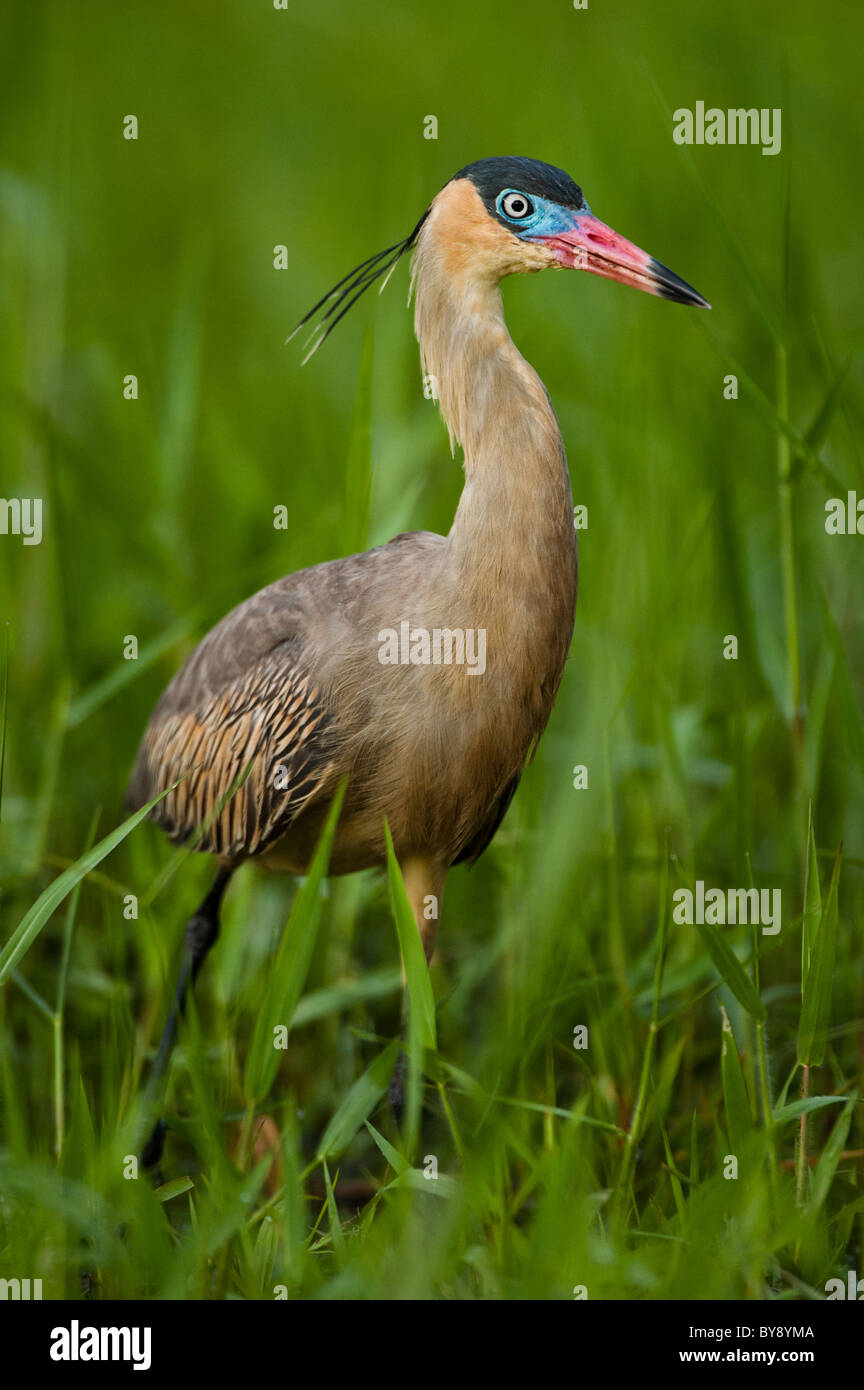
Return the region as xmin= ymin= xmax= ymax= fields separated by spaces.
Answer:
xmin=804 ymin=355 xmax=851 ymax=454
xmin=364 ymin=1119 xmax=410 ymax=1176
xmin=693 ymin=919 xmax=765 ymax=1023
xmin=316 ymin=1039 xmax=399 ymax=1160
xmin=243 ymin=781 xmax=346 ymax=1104
xmin=321 ymin=1159 xmax=345 ymax=1256
xmin=773 ymin=1096 xmax=846 ymax=1125
xmin=384 ymin=823 xmax=436 ymax=1052
xmin=0 ymin=787 xmax=175 ymax=985
xmin=720 ymin=1005 xmax=751 ymax=1152
xmin=797 ymin=847 xmax=841 ymax=1066
xmin=384 ymin=822 xmax=436 ymax=1156
xmin=807 ymin=1094 xmax=857 ymax=1214
xmin=801 ymin=804 xmax=821 ymax=986
xmin=67 ymin=616 xmax=199 ymax=728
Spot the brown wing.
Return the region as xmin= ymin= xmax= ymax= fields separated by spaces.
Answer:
xmin=451 ymin=770 xmax=521 ymax=867
xmin=128 ymin=531 xmax=448 ymax=860
xmin=128 ymin=639 xmax=336 ymax=860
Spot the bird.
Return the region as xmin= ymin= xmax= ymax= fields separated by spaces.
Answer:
xmin=129 ymin=156 xmax=709 ymax=1165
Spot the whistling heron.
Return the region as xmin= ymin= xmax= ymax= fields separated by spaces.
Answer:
xmin=129 ymin=156 xmax=709 ymax=1163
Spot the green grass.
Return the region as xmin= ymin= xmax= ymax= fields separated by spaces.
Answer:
xmin=1 ymin=0 xmax=862 ymax=1300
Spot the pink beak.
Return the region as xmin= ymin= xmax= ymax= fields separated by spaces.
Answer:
xmin=537 ymin=212 xmax=710 ymax=308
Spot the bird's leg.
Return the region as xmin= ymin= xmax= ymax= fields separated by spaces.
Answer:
xmin=388 ymin=857 xmax=445 ymax=1117
xmin=140 ymin=865 xmax=233 ymax=1171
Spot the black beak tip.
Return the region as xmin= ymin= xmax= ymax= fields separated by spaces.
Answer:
xmin=649 ymin=257 xmax=711 ymax=309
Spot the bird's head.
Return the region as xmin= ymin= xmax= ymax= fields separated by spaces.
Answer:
xmin=434 ymin=157 xmax=710 ymax=307
xmin=290 ymin=155 xmax=709 ymax=359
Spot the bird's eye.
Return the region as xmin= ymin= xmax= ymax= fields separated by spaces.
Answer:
xmin=498 ymin=190 xmax=534 ymax=221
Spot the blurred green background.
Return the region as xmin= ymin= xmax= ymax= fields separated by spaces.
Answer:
xmin=1 ymin=0 xmax=862 ymax=1300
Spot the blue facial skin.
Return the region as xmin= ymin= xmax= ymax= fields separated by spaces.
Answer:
xmin=494 ymin=188 xmax=592 ymax=241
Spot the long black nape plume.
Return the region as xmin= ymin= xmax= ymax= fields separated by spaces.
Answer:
xmin=287 ymin=208 xmax=430 ymax=363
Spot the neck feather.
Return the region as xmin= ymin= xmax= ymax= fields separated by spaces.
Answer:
xmin=411 ymin=226 xmax=577 ymax=608
xmin=412 ymin=231 xmax=560 ymax=461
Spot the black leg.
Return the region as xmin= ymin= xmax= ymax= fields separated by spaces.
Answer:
xmin=140 ymin=866 xmax=233 ymax=1171
xmin=388 ymin=1048 xmax=407 ymax=1121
